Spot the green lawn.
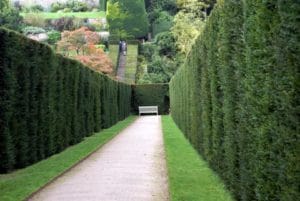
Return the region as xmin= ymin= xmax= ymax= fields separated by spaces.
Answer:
xmin=162 ymin=116 xmax=234 ymax=201
xmin=0 ymin=116 xmax=136 ymax=201
xmin=21 ymin=11 xmax=106 ymax=19
xmin=108 ymin=45 xmax=120 ymax=73
xmin=124 ymin=45 xmax=138 ymax=84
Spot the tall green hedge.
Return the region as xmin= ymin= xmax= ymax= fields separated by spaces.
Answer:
xmin=132 ymin=84 xmax=169 ymax=115
xmin=170 ymin=0 xmax=300 ymax=200
xmin=0 ymin=28 xmax=132 ymax=173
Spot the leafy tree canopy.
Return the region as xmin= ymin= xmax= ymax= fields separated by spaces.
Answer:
xmin=57 ymin=27 xmax=113 ymax=74
xmin=145 ymin=0 xmax=177 ymax=14
xmin=171 ymin=0 xmax=207 ymax=54
xmin=106 ymin=2 xmax=131 ymax=39
xmin=0 ymin=0 xmax=9 ymax=11
xmin=0 ymin=0 xmax=23 ymax=31
xmin=176 ymin=0 xmax=207 ymax=18
xmin=107 ymin=0 xmax=149 ymax=38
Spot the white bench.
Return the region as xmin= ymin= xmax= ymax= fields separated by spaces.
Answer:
xmin=138 ymin=106 xmax=158 ymax=116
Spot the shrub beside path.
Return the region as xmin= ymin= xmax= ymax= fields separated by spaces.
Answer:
xmin=28 ymin=116 xmax=169 ymax=201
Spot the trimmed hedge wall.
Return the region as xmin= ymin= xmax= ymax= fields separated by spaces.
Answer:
xmin=132 ymin=84 xmax=169 ymax=115
xmin=0 ymin=28 xmax=132 ymax=173
xmin=170 ymin=1 xmax=299 ymax=201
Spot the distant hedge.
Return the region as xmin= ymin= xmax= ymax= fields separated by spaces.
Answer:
xmin=132 ymin=84 xmax=169 ymax=115
xmin=170 ymin=1 xmax=299 ymax=201
xmin=0 ymin=28 xmax=132 ymax=173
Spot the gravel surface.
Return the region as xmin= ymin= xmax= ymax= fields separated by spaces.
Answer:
xmin=117 ymin=54 xmax=126 ymax=82
xmin=28 ymin=116 xmax=169 ymax=201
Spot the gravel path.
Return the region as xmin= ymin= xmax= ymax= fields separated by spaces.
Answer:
xmin=117 ymin=53 xmax=126 ymax=82
xmin=28 ymin=116 xmax=169 ymax=201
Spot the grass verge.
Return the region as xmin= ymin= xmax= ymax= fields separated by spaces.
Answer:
xmin=124 ymin=44 xmax=138 ymax=84
xmin=21 ymin=11 xmax=106 ymax=19
xmin=162 ymin=116 xmax=234 ymax=201
xmin=0 ymin=116 xmax=136 ymax=201
xmin=108 ymin=45 xmax=120 ymax=72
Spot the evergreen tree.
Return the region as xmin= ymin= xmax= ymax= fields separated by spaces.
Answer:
xmin=107 ymin=0 xmax=149 ymax=38
xmin=0 ymin=0 xmax=23 ymax=31
xmin=99 ymin=0 xmax=107 ymax=11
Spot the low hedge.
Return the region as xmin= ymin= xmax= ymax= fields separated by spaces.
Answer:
xmin=132 ymin=84 xmax=169 ymax=115
xmin=0 ymin=28 xmax=132 ymax=173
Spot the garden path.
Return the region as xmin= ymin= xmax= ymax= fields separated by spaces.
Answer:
xmin=28 ymin=116 xmax=169 ymax=201
xmin=117 ymin=53 xmax=126 ymax=82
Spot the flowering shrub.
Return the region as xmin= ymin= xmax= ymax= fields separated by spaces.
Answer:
xmin=57 ymin=27 xmax=113 ymax=74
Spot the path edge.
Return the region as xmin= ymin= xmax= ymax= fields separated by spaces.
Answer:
xmin=159 ymin=115 xmax=171 ymax=201
xmin=24 ymin=117 xmax=138 ymax=201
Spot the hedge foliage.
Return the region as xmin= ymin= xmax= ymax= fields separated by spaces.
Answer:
xmin=170 ymin=1 xmax=299 ymax=200
xmin=132 ymin=84 xmax=169 ymax=115
xmin=0 ymin=28 xmax=132 ymax=173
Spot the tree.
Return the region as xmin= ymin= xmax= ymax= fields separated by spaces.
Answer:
xmin=171 ymin=0 xmax=207 ymax=54
xmin=99 ymin=0 xmax=107 ymax=11
xmin=107 ymin=0 xmax=149 ymax=38
xmin=57 ymin=27 xmax=113 ymax=74
xmin=176 ymin=0 xmax=207 ymax=18
xmin=145 ymin=0 xmax=177 ymax=14
xmin=0 ymin=0 xmax=9 ymax=9
xmin=76 ymin=45 xmax=114 ymax=74
xmin=140 ymin=53 xmax=178 ymax=83
xmin=176 ymin=0 xmax=216 ymax=16
xmin=151 ymin=11 xmax=174 ymax=36
xmin=106 ymin=2 xmax=130 ymax=39
xmin=57 ymin=27 xmax=100 ymax=55
xmin=0 ymin=0 xmax=23 ymax=31
xmin=154 ymin=31 xmax=177 ymax=58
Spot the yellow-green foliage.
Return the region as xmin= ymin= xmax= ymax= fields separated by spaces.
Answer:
xmin=107 ymin=0 xmax=149 ymax=38
xmin=170 ymin=1 xmax=299 ymax=200
xmin=0 ymin=28 xmax=132 ymax=173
